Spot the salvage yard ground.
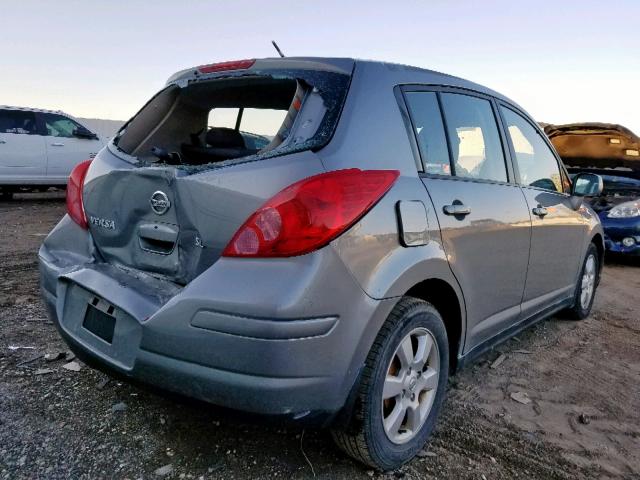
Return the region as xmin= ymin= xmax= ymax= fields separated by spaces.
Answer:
xmin=1 ymin=193 xmax=639 ymax=479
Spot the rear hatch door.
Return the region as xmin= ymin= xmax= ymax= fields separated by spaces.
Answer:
xmin=83 ymin=149 xmax=326 ymax=284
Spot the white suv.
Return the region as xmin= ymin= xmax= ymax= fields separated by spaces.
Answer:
xmin=0 ymin=106 xmax=104 ymax=199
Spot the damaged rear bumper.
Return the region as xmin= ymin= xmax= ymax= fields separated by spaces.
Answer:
xmin=39 ymin=216 xmax=392 ymax=422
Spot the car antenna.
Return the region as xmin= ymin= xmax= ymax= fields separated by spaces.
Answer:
xmin=271 ymin=40 xmax=285 ymax=58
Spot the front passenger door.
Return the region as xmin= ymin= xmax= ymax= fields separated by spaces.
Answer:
xmin=499 ymin=105 xmax=587 ymax=317
xmin=39 ymin=113 xmax=101 ymax=182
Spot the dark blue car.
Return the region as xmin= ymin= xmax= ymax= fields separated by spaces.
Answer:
xmin=571 ymin=169 xmax=640 ymax=256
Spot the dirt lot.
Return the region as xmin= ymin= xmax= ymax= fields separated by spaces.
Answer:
xmin=1 ymin=193 xmax=639 ymax=480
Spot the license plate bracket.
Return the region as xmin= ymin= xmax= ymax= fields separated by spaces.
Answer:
xmin=82 ymin=297 xmax=116 ymax=344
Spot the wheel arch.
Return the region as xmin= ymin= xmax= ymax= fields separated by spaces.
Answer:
xmin=403 ymin=278 xmax=465 ymax=374
xmin=334 ymin=272 xmax=466 ymax=428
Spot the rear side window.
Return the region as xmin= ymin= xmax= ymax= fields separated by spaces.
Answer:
xmin=41 ymin=113 xmax=83 ymax=138
xmin=500 ymin=106 xmax=563 ymax=192
xmin=0 ymin=109 xmax=37 ymax=135
xmin=404 ymin=92 xmax=451 ymax=175
xmin=440 ymin=93 xmax=507 ymax=183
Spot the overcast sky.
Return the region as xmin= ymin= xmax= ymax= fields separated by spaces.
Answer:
xmin=2 ymin=0 xmax=639 ymax=133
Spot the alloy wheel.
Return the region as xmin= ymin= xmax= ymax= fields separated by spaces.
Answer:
xmin=580 ymin=254 xmax=597 ymax=310
xmin=381 ymin=327 xmax=440 ymax=444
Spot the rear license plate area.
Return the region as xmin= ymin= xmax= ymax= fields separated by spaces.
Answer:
xmin=82 ymin=297 xmax=116 ymax=344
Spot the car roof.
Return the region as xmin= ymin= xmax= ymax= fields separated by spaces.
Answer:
xmin=0 ymin=105 xmax=69 ymax=116
xmin=352 ymin=58 xmax=520 ymax=104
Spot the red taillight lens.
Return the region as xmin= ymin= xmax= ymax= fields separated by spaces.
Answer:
xmin=222 ymin=169 xmax=400 ymax=258
xmin=198 ymin=59 xmax=255 ymax=74
xmin=66 ymin=160 xmax=92 ymax=229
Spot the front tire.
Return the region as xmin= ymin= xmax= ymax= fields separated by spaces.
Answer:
xmin=332 ymin=297 xmax=449 ymax=470
xmin=564 ymin=243 xmax=599 ymax=320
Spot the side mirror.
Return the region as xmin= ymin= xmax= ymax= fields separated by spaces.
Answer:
xmin=571 ymin=172 xmax=603 ymax=197
xmin=73 ymin=127 xmax=98 ymax=140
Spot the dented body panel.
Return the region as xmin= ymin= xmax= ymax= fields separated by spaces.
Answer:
xmin=83 ymin=147 xmax=326 ymax=283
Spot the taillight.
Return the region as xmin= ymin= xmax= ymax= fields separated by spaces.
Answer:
xmin=66 ymin=160 xmax=92 ymax=229
xmin=222 ymin=169 xmax=400 ymax=258
xmin=198 ymin=59 xmax=255 ymax=74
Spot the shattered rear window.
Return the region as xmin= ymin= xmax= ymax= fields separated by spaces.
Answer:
xmin=113 ymin=68 xmax=351 ymax=171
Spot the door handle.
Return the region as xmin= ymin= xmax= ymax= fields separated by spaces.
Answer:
xmin=443 ymin=203 xmax=471 ymax=216
xmin=51 ymin=142 xmax=65 ymax=147
xmin=0 ymin=140 xmax=6 ymax=144
xmin=532 ymin=206 xmax=548 ymax=218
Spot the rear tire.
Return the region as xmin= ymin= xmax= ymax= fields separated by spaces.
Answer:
xmin=564 ymin=243 xmax=599 ymax=320
xmin=0 ymin=191 xmax=13 ymax=201
xmin=331 ymin=297 xmax=449 ymax=470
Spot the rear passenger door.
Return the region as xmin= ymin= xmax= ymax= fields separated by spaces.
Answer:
xmin=498 ymin=105 xmax=586 ymax=316
xmin=0 ymin=109 xmax=47 ymax=181
xmin=402 ymin=88 xmax=532 ymax=351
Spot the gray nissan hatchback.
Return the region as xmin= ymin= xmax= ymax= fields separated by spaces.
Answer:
xmin=39 ymin=57 xmax=605 ymax=470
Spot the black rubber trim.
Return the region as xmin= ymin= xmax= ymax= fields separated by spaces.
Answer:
xmin=456 ymin=296 xmax=573 ymax=370
xmin=191 ymin=310 xmax=339 ymax=340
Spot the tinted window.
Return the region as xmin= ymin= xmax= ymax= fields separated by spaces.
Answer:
xmin=440 ymin=93 xmax=507 ymax=182
xmin=404 ymin=92 xmax=451 ymax=175
xmin=41 ymin=113 xmax=84 ymax=138
xmin=0 ymin=109 xmax=37 ymax=135
xmin=501 ymin=107 xmax=563 ymax=192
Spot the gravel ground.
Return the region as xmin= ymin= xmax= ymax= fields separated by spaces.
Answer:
xmin=1 ymin=192 xmax=639 ymax=480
